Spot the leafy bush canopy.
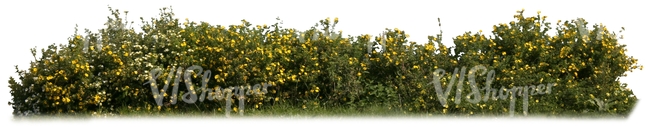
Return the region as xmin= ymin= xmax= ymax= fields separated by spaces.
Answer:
xmin=8 ymin=7 xmax=641 ymax=117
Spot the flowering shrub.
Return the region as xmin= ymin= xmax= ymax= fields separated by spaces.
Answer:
xmin=450 ymin=10 xmax=640 ymax=116
xmin=8 ymin=7 xmax=640 ymax=117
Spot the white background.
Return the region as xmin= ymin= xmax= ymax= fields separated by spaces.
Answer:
xmin=1 ymin=0 xmax=647 ymax=126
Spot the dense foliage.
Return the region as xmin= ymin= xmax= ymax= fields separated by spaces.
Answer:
xmin=8 ymin=7 xmax=641 ymax=117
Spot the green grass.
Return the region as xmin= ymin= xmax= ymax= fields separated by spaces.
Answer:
xmin=10 ymin=102 xmax=631 ymax=121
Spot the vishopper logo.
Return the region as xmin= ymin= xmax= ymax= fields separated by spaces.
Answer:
xmin=428 ymin=65 xmax=555 ymax=117
xmin=143 ymin=65 xmax=272 ymax=117
xmin=141 ymin=65 xmax=555 ymax=117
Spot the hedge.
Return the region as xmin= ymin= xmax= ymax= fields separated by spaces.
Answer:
xmin=8 ymin=7 xmax=641 ymax=117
